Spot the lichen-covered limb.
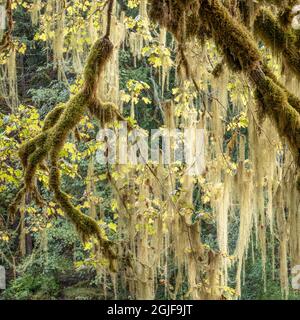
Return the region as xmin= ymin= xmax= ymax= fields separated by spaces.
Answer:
xmin=256 ymin=0 xmax=299 ymax=27
xmin=10 ymin=37 xmax=119 ymax=269
xmin=254 ymin=8 xmax=300 ymax=79
xmin=262 ymin=64 xmax=300 ymax=114
xmin=149 ymin=0 xmax=261 ymax=71
xmin=43 ymin=104 xmax=65 ymax=131
xmin=200 ymin=0 xmax=262 ymax=72
xmin=199 ymin=0 xmax=300 ymax=163
xmin=201 ymin=0 xmax=300 ymax=164
xmin=148 ymin=0 xmax=300 ymax=167
xmin=49 ymin=147 xmax=117 ymax=272
xmin=251 ymin=69 xmax=300 ymax=165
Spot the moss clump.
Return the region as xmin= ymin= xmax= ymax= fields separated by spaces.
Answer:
xmin=149 ymin=0 xmax=261 ymax=71
xmin=278 ymin=6 xmax=294 ymax=27
xmin=262 ymin=64 xmax=300 ymax=114
xmin=212 ymin=61 xmax=224 ymax=78
xmin=253 ymin=75 xmax=300 ymax=165
xmin=83 ymin=37 xmax=113 ymax=100
xmin=196 ymin=0 xmax=299 ymax=164
xmin=43 ymin=104 xmax=65 ymax=131
xmin=254 ymin=8 xmax=296 ymax=47
xmin=148 ymin=0 xmax=202 ymax=40
xmin=199 ymin=0 xmax=261 ymax=72
xmin=88 ymin=100 xmax=118 ymax=127
xmin=10 ymin=37 xmax=118 ymax=271
xmin=254 ymin=8 xmax=300 ymax=79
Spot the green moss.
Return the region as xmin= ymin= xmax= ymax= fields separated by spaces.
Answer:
xmin=43 ymin=104 xmax=65 ymax=131
xmin=149 ymin=0 xmax=202 ymax=39
xmin=254 ymin=8 xmax=300 ymax=79
xmin=88 ymin=100 xmax=118 ymax=126
xmin=11 ymin=37 xmax=118 ymax=271
xmin=262 ymin=64 xmax=300 ymax=114
xmin=83 ymin=37 xmax=113 ymax=100
xmin=149 ymin=0 xmax=261 ymax=71
xmin=254 ymin=8 xmax=295 ymax=46
xmin=254 ymin=75 xmax=300 ymax=165
xmin=148 ymin=0 xmax=300 ymax=167
xmin=293 ymin=29 xmax=300 ymax=49
xmin=237 ymin=0 xmax=252 ymax=27
xmin=199 ymin=0 xmax=261 ymax=72
xmin=257 ymin=0 xmax=298 ymax=9
xmin=196 ymin=0 xmax=299 ymax=164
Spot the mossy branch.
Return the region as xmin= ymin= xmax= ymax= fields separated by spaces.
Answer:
xmin=149 ymin=0 xmax=300 ymax=167
xmin=256 ymin=0 xmax=298 ymax=10
xmin=251 ymin=69 xmax=300 ymax=163
xmin=254 ymin=8 xmax=300 ymax=79
xmin=10 ymin=35 xmax=119 ymax=270
xmin=200 ymin=0 xmax=262 ymax=72
xmin=200 ymin=0 xmax=300 ymax=165
xmin=262 ymin=64 xmax=300 ymax=115
xmin=256 ymin=0 xmax=299 ymax=27
xmin=201 ymin=0 xmax=300 ymax=165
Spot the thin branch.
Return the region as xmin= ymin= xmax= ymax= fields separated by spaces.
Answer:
xmin=105 ymin=0 xmax=114 ymax=39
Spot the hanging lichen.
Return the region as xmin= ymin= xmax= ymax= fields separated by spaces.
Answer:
xmin=254 ymin=7 xmax=300 ymax=79
xmin=4 ymin=0 xmax=300 ymax=301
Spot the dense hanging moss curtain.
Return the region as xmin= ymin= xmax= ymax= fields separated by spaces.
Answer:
xmin=0 ymin=0 xmax=299 ymax=300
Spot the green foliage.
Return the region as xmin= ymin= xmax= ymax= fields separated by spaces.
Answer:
xmin=242 ymin=258 xmax=300 ymax=300
xmin=1 ymin=218 xmax=94 ymax=300
xmin=28 ymin=81 xmax=69 ymax=114
xmin=62 ymin=285 xmax=101 ymax=300
xmin=3 ymin=274 xmax=59 ymax=300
